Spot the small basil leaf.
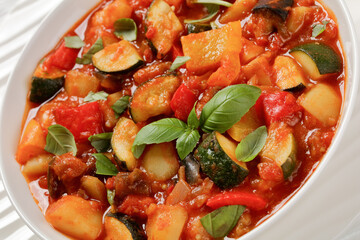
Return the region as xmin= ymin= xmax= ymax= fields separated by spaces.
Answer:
xmin=88 ymin=132 xmax=113 ymax=153
xmin=195 ymin=0 xmax=232 ymax=7
xmin=176 ymin=129 xmax=201 ymax=160
xmin=76 ymin=37 xmax=103 ymax=65
xmin=111 ymin=96 xmax=130 ymax=118
xmin=45 ymin=124 xmax=77 ymax=156
xmin=200 ymin=205 xmax=245 ymax=238
xmin=107 ymin=189 xmax=115 ymax=205
xmin=114 ymin=18 xmax=138 ymax=41
xmin=84 ymin=91 xmax=109 ymax=102
xmin=184 ymin=4 xmax=219 ymax=24
xmin=132 ymin=118 xmax=187 ymax=158
xmin=200 ymin=84 xmax=261 ymax=133
xmin=93 ymin=153 xmax=119 ymax=176
xmin=312 ymin=20 xmax=329 ymax=38
xmin=64 ymin=36 xmax=85 ymax=49
xmin=132 ymin=144 xmax=146 ymax=159
xmin=170 ymin=56 xmax=191 ymax=72
xmin=236 ymin=126 xmax=267 ymax=162
xmin=187 ymin=102 xmax=199 ymax=129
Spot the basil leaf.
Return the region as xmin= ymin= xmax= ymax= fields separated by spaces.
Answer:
xmin=107 ymin=189 xmax=115 ymax=205
xmin=111 ymin=96 xmax=130 ymax=118
xmin=45 ymin=124 xmax=77 ymax=156
xmin=312 ymin=21 xmax=329 ymax=38
xmin=200 ymin=205 xmax=245 ymax=238
xmin=170 ymin=56 xmax=191 ymax=72
xmin=76 ymin=37 xmax=103 ymax=65
xmin=88 ymin=132 xmax=113 ymax=153
xmin=236 ymin=126 xmax=267 ymax=162
xmin=64 ymin=36 xmax=85 ymax=49
xmin=195 ymin=0 xmax=232 ymax=7
xmin=114 ymin=18 xmax=137 ymax=41
xmin=132 ymin=118 xmax=187 ymax=158
xmin=176 ymin=128 xmax=201 ymax=160
xmin=187 ymin=102 xmax=199 ymax=129
xmin=184 ymin=4 xmax=219 ymax=24
xmin=200 ymin=84 xmax=261 ymax=133
xmin=93 ymin=153 xmax=119 ymax=176
xmin=84 ymin=91 xmax=109 ymax=102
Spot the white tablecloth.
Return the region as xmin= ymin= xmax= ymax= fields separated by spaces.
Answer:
xmin=0 ymin=0 xmax=359 ymax=239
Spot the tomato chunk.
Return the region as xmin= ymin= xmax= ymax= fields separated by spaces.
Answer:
xmin=117 ymin=195 xmax=155 ymax=219
xmin=44 ymin=41 xmax=79 ymax=71
xmin=258 ymin=162 xmax=283 ymax=181
xmin=170 ymin=84 xmax=198 ymax=121
xmin=259 ymin=91 xmax=302 ymax=125
xmin=206 ymin=191 xmax=268 ymax=211
xmin=54 ymin=102 xmax=104 ymax=142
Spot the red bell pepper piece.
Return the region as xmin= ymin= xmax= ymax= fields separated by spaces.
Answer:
xmin=54 ymin=101 xmax=104 ymax=142
xmin=206 ymin=191 xmax=268 ymax=211
xmin=171 ymin=44 xmax=184 ymax=61
xmin=44 ymin=41 xmax=79 ymax=71
xmin=259 ymin=91 xmax=302 ymax=125
xmin=117 ymin=195 xmax=156 ymax=219
xmin=170 ymin=84 xmax=198 ymax=121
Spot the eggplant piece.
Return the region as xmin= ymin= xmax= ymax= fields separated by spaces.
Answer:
xmin=183 ymin=154 xmax=201 ymax=185
xmin=47 ymin=159 xmax=65 ymax=199
xmin=252 ymin=0 xmax=294 ymax=21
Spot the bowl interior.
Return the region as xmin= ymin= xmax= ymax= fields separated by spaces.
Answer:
xmin=0 ymin=0 xmax=358 ymax=239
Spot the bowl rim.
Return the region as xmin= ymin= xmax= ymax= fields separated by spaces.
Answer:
xmin=0 ymin=0 xmax=358 ymax=239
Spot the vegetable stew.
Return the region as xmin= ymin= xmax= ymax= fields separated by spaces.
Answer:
xmin=16 ymin=0 xmax=345 ymax=239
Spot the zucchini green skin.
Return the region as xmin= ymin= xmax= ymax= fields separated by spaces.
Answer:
xmin=194 ymin=132 xmax=249 ymax=189
xmin=253 ymin=0 xmax=294 ymax=21
xmin=284 ymin=83 xmax=306 ymax=92
xmin=92 ymin=41 xmax=144 ymax=74
xmin=30 ymin=76 xmax=64 ymax=103
xmin=106 ymin=213 xmax=146 ymax=240
xmin=290 ymin=43 xmax=342 ymax=75
xmin=187 ymin=24 xmax=212 ymax=34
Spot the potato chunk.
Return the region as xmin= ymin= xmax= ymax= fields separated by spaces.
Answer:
xmin=146 ymin=204 xmax=188 ymax=240
xmin=45 ymin=195 xmax=103 ymax=240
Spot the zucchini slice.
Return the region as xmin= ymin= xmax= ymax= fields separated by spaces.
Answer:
xmin=30 ymin=76 xmax=64 ymax=103
xmin=290 ymin=43 xmax=342 ymax=80
xmin=187 ymin=24 xmax=212 ymax=34
xmin=273 ymin=56 xmax=306 ymax=91
xmin=141 ymin=142 xmax=180 ymax=181
xmin=146 ymin=0 xmax=183 ymax=58
xmin=92 ymin=40 xmax=144 ymax=73
xmin=260 ymin=123 xmax=297 ymax=179
xmin=253 ymin=0 xmax=294 ymax=21
xmin=130 ymin=75 xmax=180 ymax=122
xmin=105 ymin=213 xmax=146 ymax=240
xmin=111 ymin=118 xmax=140 ymax=171
xmin=298 ymin=83 xmax=341 ymax=127
xmin=194 ymin=132 xmax=249 ymax=189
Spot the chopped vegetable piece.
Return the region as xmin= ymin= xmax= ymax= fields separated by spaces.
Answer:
xmin=30 ymin=76 xmax=64 ymax=103
xmin=298 ymin=83 xmax=341 ymax=126
xmin=170 ymin=84 xmax=198 ymax=121
xmin=181 ymin=21 xmax=242 ymax=74
xmin=44 ymin=41 xmax=80 ymax=70
xmin=92 ymin=40 xmax=144 ymax=73
xmin=252 ymin=0 xmax=294 ymax=21
xmin=194 ymin=132 xmax=249 ymax=189
xmin=290 ymin=43 xmax=342 ymax=79
xmin=105 ymin=213 xmax=146 ymax=240
xmin=207 ymin=191 xmax=268 ymax=211
xmin=54 ymin=101 xmax=104 ymax=142
xmin=146 ymin=0 xmax=183 ymax=58
xmin=130 ymin=75 xmax=180 ymax=122
xmin=273 ymin=55 xmax=306 ymax=91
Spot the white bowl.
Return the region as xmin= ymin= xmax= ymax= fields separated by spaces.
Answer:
xmin=0 ymin=0 xmax=358 ymax=239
